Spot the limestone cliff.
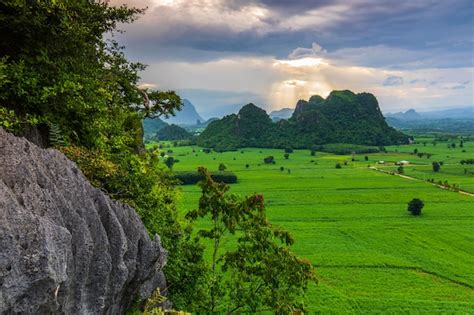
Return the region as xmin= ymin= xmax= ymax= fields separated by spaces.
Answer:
xmin=0 ymin=128 xmax=167 ymax=314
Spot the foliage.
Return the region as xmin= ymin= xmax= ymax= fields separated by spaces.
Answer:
xmin=143 ymin=117 xmax=168 ymax=140
xmin=284 ymin=153 xmax=290 ymax=159
xmin=48 ymin=123 xmax=68 ymax=147
xmin=314 ymin=143 xmax=381 ymax=155
xmin=185 ymin=168 xmax=315 ymax=313
xmin=407 ymin=198 xmax=424 ymax=216
xmin=174 ymin=171 xmax=237 ymax=185
xmin=335 ymin=163 xmax=342 ymax=169
xmin=432 ymin=161 xmax=441 ymax=172
xmin=218 ymin=163 xmax=227 ymax=171
xmin=264 ymin=156 xmax=275 ymax=164
xmin=0 ymin=107 xmax=19 ymax=131
xmin=156 ymin=124 xmax=193 ymax=141
xmin=165 ymin=156 xmax=175 ymax=169
xmin=0 ymin=0 xmax=180 ymax=150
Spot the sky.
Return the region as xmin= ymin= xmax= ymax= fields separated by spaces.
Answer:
xmin=110 ymin=0 xmax=474 ymax=118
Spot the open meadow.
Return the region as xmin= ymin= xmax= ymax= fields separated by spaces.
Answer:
xmin=159 ymin=140 xmax=474 ymax=314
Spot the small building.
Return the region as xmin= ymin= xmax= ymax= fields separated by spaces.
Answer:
xmin=396 ymin=160 xmax=409 ymax=165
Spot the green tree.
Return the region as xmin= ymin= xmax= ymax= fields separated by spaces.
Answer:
xmin=408 ymin=198 xmax=424 ymax=216
xmin=432 ymin=161 xmax=441 ymax=172
xmin=263 ymin=156 xmax=274 ymax=164
xmin=397 ymin=166 xmax=404 ymax=174
xmin=165 ymin=156 xmax=175 ymax=169
xmin=0 ymin=1 xmax=181 ymax=150
xmin=218 ymin=163 xmax=227 ymax=171
xmin=284 ymin=153 xmax=290 ymax=159
xmin=185 ymin=168 xmax=315 ymax=314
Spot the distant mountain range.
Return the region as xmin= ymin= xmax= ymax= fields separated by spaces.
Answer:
xmin=197 ymin=90 xmax=408 ymax=151
xmin=269 ymin=108 xmax=293 ymax=121
xmin=163 ymin=99 xmax=204 ymax=125
xmin=385 ymin=107 xmax=474 ymax=134
xmin=385 ymin=109 xmax=422 ymax=121
xmin=386 ymin=107 xmax=474 ymax=121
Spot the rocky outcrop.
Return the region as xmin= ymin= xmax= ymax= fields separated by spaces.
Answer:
xmin=0 ymin=128 xmax=167 ymax=314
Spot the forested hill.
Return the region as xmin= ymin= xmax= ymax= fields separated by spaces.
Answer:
xmin=197 ymin=90 xmax=409 ymax=151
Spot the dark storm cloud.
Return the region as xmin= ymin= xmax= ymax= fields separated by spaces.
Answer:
xmin=114 ymin=0 xmax=473 ymax=68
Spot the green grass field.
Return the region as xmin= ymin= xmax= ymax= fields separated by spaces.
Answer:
xmin=158 ymin=140 xmax=474 ymax=314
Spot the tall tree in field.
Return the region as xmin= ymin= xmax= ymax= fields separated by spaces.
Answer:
xmin=186 ymin=167 xmax=315 ymax=314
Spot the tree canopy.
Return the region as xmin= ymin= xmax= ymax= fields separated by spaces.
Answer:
xmin=0 ymin=0 xmax=181 ymax=150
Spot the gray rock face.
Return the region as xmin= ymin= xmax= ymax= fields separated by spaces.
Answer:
xmin=0 ymin=128 xmax=167 ymax=314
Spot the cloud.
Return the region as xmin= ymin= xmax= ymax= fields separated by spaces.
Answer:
xmin=288 ymin=43 xmax=327 ymax=59
xmin=108 ymin=0 xmax=473 ymax=113
xmin=383 ymin=76 xmax=404 ymax=86
xmin=112 ymin=0 xmax=473 ymax=68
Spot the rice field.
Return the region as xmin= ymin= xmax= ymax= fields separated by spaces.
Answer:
xmin=161 ymin=140 xmax=474 ymax=314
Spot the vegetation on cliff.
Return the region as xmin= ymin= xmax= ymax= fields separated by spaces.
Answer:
xmin=198 ymin=90 xmax=408 ymax=151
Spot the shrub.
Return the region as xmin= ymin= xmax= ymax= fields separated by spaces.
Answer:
xmin=335 ymin=163 xmax=342 ymax=169
xmin=165 ymin=157 xmax=175 ymax=169
xmin=245 ymin=164 xmax=249 ymax=168
xmin=280 ymin=166 xmax=284 ymax=171
xmin=284 ymin=147 xmax=293 ymax=153
xmin=310 ymin=150 xmax=316 ymax=156
xmin=397 ymin=166 xmax=404 ymax=174
xmin=218 ymin=163 xmax=227 ymax=171
xmin=284 ymin=153 xmax=289 ymax=160
xmin=408 ymin=198 xmax=424 ymax=216
xmin=364 ymin=156 xmax=369 ymax=161
xmin=314 ymin=143 xmax=380 ymax=155
xmin=264 ymin=156 xmax=274 ymax=164
xmin=174 ymin=171 xmax=238 ymax=185
xmin=432 ymin=161 xmax=440 ymax=172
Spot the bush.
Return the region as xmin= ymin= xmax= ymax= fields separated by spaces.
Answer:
xmin=165 ymin=157 xmax=175 ymax=169
xmin=284 ymin=147 xmax=293 ymax=153
xmin=432 ymin=161 xmax=440 ymax=172
xmin=174 ymin=171 xmax=238 ymax=185
xmin=263 ymin=156 xmax=274 ymax=164
xmin=407 ymin=198 xmax=424 ymax=216
xmin=284 ymin=153 xmax=289 ymax=160
xmin=335 ymin=163 xmax=342 ymax=169
xmin=218 ymin=163 xmax=227 ymax=171
xmin=310 ymin=150 xmax=316 ymax=156
xmin=314 ymin=143 xmax=380 ymax=155
xmin=397 ymin=166 xmax=404 ymax=174
xmin=280 ymin=166 xmax=284 ymax=171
